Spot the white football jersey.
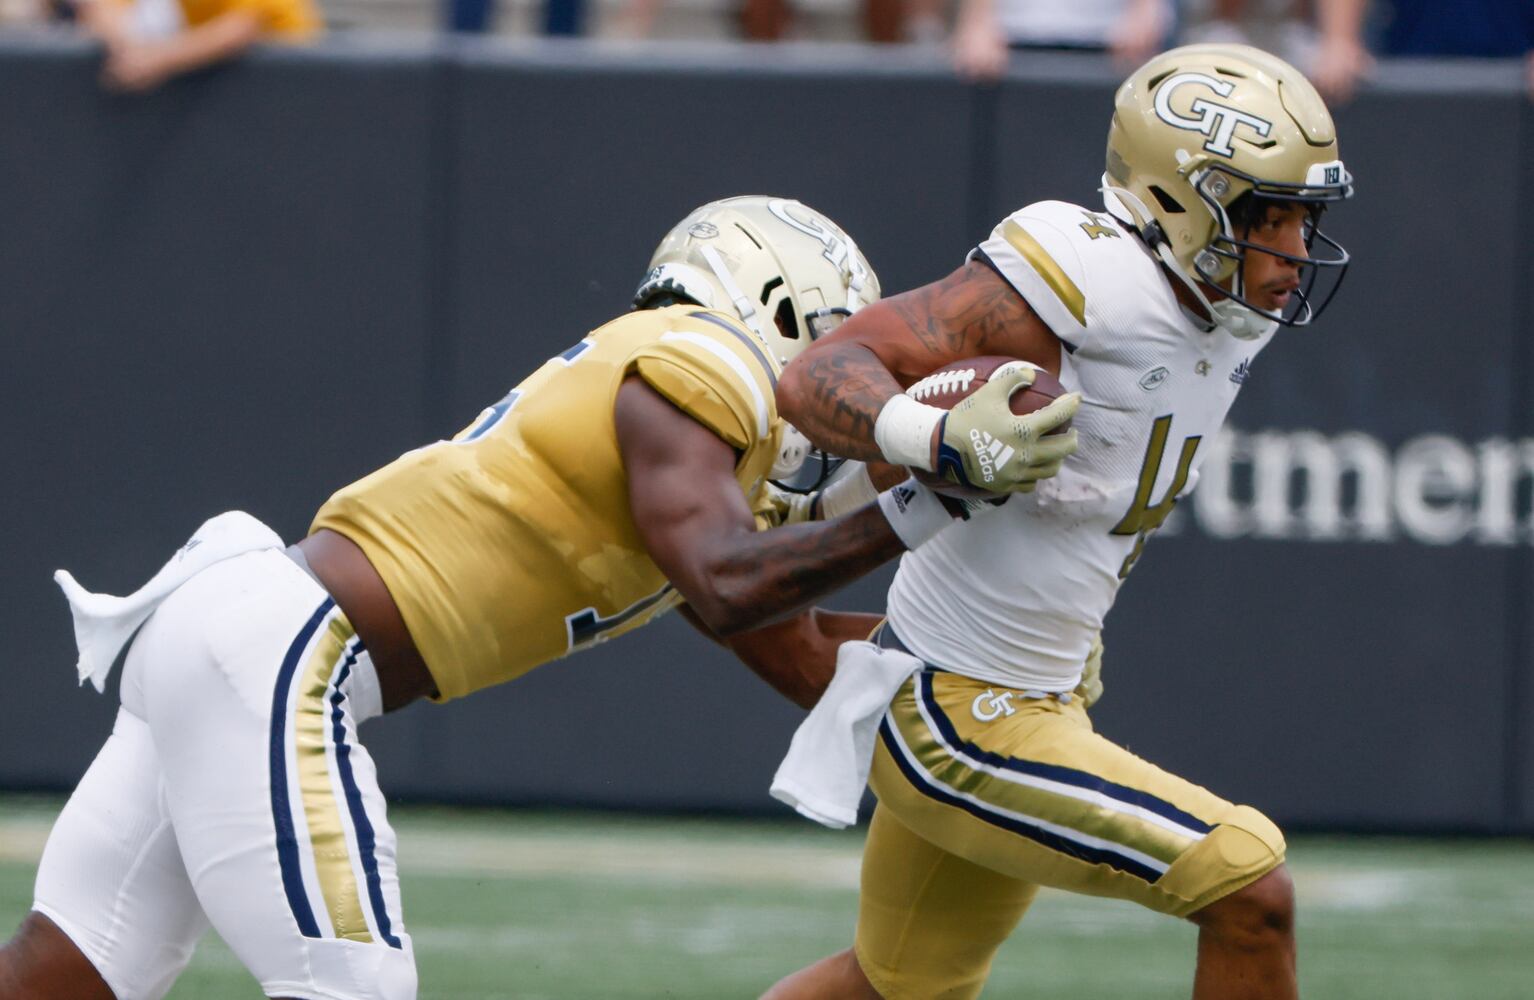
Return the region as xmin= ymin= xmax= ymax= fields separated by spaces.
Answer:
xmin=885 ymin=200 xmax=1276 ymax=691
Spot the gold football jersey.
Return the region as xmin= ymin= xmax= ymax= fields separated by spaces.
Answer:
xmin=311 ymin=306 xmax=788 ymax=701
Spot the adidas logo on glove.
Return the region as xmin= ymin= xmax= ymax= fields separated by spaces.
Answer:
xmin=969 ymin=429 xmax=1016 ymax=483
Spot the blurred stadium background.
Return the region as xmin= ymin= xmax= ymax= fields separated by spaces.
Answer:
xmin=1 ymin=4 xmax=1532 ymax=996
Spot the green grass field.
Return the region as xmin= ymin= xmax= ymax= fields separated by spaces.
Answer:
xmin=3 ymin=796 xmax=1531 ymax=998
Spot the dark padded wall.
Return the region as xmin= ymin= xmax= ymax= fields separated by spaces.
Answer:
xmin=445 ymin=45 xmax=980 ymax=403
xmin=1516 ymin=88 xmax=1534 ymax=831
xmin=2 ymin=37 xmax=1528 ymax=830
xmin=0 ymin=39 xmax=440 ymax=786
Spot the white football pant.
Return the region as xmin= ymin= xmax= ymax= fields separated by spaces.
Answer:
xmin=33 ymin=548 xmax=416 ymax=1000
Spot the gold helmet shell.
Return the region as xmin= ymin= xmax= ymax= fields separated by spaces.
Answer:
xmin=635 ymin=195 xmax=881 ymax=367
xmin=1104 ymin=44 xmax=1353 ymax=330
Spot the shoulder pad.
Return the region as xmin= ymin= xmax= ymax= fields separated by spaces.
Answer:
xmin=971 ymin=201 xmax=1125 ymax=348
xmin=628 ymin=310 xmax=780 ymax=451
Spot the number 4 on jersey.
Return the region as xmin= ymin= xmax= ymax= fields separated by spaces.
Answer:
xmin=1110 ymin=415 xmax=1200 ymax=578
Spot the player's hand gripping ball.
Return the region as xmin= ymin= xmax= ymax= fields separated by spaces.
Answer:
xmin=909 ymin=357 xmax=1079 ymax=499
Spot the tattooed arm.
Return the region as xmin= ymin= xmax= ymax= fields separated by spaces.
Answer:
xmin=777 ymin=259 xmax=1064 ymax=463
xmin=616 ymin=376 xmax=907 ymax=637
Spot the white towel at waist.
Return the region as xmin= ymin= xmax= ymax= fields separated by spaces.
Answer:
xmin=769 ymin=640 xmax=922 ymax=829
xmin=54 ymin=510 xmax=285 ymax=692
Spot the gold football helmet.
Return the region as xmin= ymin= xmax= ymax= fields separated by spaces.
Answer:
xmin=1103 ymin=44 xmax=1353 ymax=335
xmin=634 ymin=195 xmax=881 ymax=368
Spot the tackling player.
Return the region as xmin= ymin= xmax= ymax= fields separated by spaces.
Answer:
xmin=762 ymin=46 xmax=1353 ymax=1000
xmin=0 ymin=196 xmax=1079 ymax=1000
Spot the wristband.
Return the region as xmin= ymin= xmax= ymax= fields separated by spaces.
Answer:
xmin=873 ymin=394 xmax=943 ymax=472
xmin=876 ymin=477 xmax=956 ymax=550
xmin=815 ymin=462 xmax=879 ymax=519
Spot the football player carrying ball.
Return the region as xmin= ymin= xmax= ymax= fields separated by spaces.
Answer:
xmin=768 ymin=44 xmax=1352 ymax=1000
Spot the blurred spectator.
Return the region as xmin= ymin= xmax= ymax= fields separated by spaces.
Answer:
xmin=74 ymin=0 xmax=318 ymax=92
xmin=0 ymin=0 xmax=44 ymax=25
xmin=543 ymin=0 xmax=582 ymax=32
xmin=950 ymin=0 xmax=1172 ymax=81
xmin=615 ymin=0 xmax=905 ymax=41
xmin=1179 ymin=0 xmax=1316 ymax=69
xmin=741 ymin=0 xmax=904 ymax=40
xmin=1310 ymin=0 xmax=1534 ymax=101
xmin=610 ymin=0 xmax=653 ymax=36
xmin=449 ymin=0 xmax=584 ymax=36
xmin=446 ymin=0 xmax=492 ymax=30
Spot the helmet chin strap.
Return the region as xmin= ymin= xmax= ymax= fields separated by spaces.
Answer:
xmin=1176 ymin=258 xmax=1276 ymax=340
xmin=1104 ymin=181 xmax=1274 ymax=340
xmin=1208 ymin=298 xmax=1278 ymax=340
xmin=1104 ymin=183 xmax=1219 ymax=333
xmin=699 ymin=244 xmax=770 ymax=345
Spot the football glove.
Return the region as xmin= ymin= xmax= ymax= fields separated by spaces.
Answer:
xmin=758 ymin=459 xmax=882 ymax=527
xmin=760 ymin=468 xmax=1007 ymax=551
xmin=934 ymin=363 xmax=1081 ymax=494
xmin=758 ymin=481 xmax=817 ymax=526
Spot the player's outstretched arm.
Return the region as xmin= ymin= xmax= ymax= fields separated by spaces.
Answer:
xmin=776 ymin=260 xmax=1071 ymax=483
xmin=617 ymin=377 xmax=937 ymax=637
xmin=680 ymin=606 xmax=883 ymax=708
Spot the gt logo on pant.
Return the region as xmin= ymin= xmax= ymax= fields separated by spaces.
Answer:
xmin=971 ymin=688 xmax=1017 ymax=721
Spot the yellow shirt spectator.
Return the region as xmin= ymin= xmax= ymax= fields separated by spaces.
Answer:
xmin=83 ymin=0 xmax=321 ymax=91
xmin=176 ymin=0 xmax=320 ymax=38
xmin=104 ymin=0 xmax=320 ymax=39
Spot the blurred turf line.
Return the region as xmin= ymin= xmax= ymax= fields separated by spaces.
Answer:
xmin=3 ymin=797 xmax=1532 ymax=998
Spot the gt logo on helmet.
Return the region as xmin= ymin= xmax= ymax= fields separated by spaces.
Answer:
xmin=768 ymin=199 xmax=855 ymax=273
xmin=1152 ymin=72 xmax=1274 ymax=158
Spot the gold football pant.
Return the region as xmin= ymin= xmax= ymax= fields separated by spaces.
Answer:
xmin=855 ymin=669 xmax=1285 ymax=1000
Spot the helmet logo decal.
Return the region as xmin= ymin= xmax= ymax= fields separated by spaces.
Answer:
xmin=687 ymin=222 xmax=720 ymax=239
xmin=1153 ymin=72 xmax=1274 ymax=159
xmin=767 ymin=199 xmax=857 ymax=277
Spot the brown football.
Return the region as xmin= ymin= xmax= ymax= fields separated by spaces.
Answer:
xmin=907 ymin=356 xmax=1069 ymax=499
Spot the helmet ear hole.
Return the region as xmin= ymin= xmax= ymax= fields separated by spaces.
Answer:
xmin=773 ymin=297 xmax=800 ymax=340
xmin=1148 ymin=185 xmax=1185 ymax=214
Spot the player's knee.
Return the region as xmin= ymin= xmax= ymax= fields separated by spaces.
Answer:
xmin=1 ymin=912 xmax=54 ymax=977
xmin=0 ymin=935 xmax=15 ymax=996
xmin=1180 ymin=804 xmax=1290 ymax=943
xmin=1251 ymin=864 xmax=1296 ymax=932
xmin=1158 ymin=804 xmax=1286 ymax=918
xmin=0 ymin=912 xmax=115 ymax=1000
xmin=1193 ymin=865 xmax=1295 ymax=947
xmin=760 ymin=948 xmax=882 ymax=1000
xmin=821 ymin=948 xmax=882 ymax=999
